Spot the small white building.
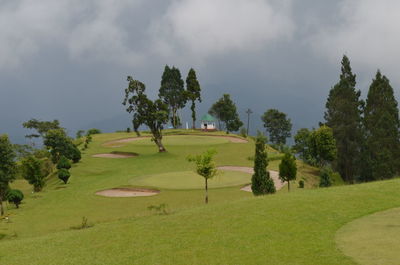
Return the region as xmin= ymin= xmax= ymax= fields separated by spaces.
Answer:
xmin=200 ymin=114 xmax=217 ymax=131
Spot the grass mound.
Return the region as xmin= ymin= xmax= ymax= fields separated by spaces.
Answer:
xmin=129 ymin=170 xmax=251 ymax=190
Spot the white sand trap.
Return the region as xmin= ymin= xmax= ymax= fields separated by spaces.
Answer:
xmin=96 ymin=188 xmax=159 ymax=197
xmin=92 ymin=152 xmax=137 ymax=158
xmin=217 ymin=166 xmax=284 ymax=191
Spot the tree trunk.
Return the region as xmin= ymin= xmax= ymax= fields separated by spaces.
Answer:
xmin=191 ymin=101 xmax=196 ymax=129
xmin=205 ymin=178 xmax=208 ymax=204
xmin=288 ymin=181 xmax=290 ymax=192
xmin=154 ymin=137 xmax=167 ymax=152
xmin=172 ymin=108 xmax=177 ymax=129
xmin=0 ymin=200 xmax=3 ymax=216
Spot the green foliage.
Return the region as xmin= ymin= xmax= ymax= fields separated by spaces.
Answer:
xmin=324 ymin=55 xmax=363 ymax=183
xmin=123 ymin=76 xmax=169 ymax=152
xmin=251 ymin=134 xmax=276 ymax=195
xmin=76 ymin=130 xmax=85 ymax=139
xmin=69 ymin=145 xmax=81 ymax=163
xmin=310 ymin=126 xmax=337 ymax=167
xmin=126 ymin=127 xmax=131 ymax=133
xmin=293 ymin=128 xmax=312 ymax=162
xmin=57 ymin=156 xmax=71 ymax=170
xmin=187 ymin=149 xmax=218 ymax=203
xmin=261 ymin=109 xmax=292 ymax=145
xmin=86 ymin=128 xmax=101 ymax=136
xmin=361 ymin=71 xmax=400 ymax=181
xmin=279 ymin=153 xmax=297 ymax=191
xmin=0 ymin=134 xmax=17 ymax=215
xmin=58 ymin=168 xmax=70 ymax=184
xmin=319 ymin=166 xmax=337 ymax=187
xmin=12 ymin=144 xmax=34 ymax=159
xmin=147 ymin=203 xmax=169 ymax=215
xmin=21 ymin=156 xmax=46 ymax=192
xmin=159 ymin=65 xmax=186 ymax=129
xmin=186 ymin=68 xmax=202 ymax=129
xmin=240 ymin=127 xmax=247 ymax=138
xmin=22 ymin=119 xmax=61 ymax=139
xmin=298 ymin=180 xmax=305 ymax=188
xmin=6 ymin=189 xmax=24 ymax=208
xmin=43 ymin=129 xmax=81 ymax=163
xmin=209 ymin=94 xmax=243 ymax=133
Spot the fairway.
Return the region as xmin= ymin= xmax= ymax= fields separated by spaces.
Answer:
xmin=129 ymin=170 xmax=251 ymax=190
xmin=336 ymin=207 xmax=400 ymax=265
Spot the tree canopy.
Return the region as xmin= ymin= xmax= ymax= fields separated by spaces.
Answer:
xmin=261 ymin=109 xmax=292 ymax=146
xmin=159 ymin=65 xmax=186 ymax=129
xmin=279 ymin=153 xmax=297 ymax=191
xmin=209 ymin=94 xmax=243 ymax=133
xmin=22 ymin=119 xmax=61 ymax=139
xmin=186 ymin=68 xmax=202 ymax=129
xmin=123 ymin=76 xmax=169 ymax=152
xmin=0 ymin=134 xmax=17 ymax=215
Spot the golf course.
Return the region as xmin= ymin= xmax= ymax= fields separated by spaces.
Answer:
xmin=0 ymin=130 xmax=398 ymax=264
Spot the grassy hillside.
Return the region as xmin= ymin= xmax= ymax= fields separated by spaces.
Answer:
xmin=0 ymin=131 xmax=357 ymax=264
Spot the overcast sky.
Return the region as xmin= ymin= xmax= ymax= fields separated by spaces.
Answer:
xmin=1 ymin=0 xmax=399 ymax=143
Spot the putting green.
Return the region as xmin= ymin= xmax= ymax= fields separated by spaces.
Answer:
xmin=129 ymin=170 xmax=251 ymax=190
xmin=336 ymin=207 xmax=400 ymax=265
xmin=128 ymin=135 xmax=230 ymax=146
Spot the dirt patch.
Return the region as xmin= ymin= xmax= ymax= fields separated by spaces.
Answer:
xmin=92 ymin=151 xmax=138 ymax=158
xmin=95 ymin=188 xmax=159 ymax=197
xmin=217 ymin=166 xmax=284 ymax=191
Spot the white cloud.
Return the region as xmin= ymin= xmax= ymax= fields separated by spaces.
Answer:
xmin=310 ymin=0 xmax=400 ymax=79
xmin=149 ymin=0 xmax=295 ymax=60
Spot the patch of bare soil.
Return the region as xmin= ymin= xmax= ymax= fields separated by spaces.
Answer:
xmin=95 ymin=188 xmax=159 ymax=197
xmin=103 ymin=137 xmax=149 ymax=147
xmin=92 ymin=151 xmax=138 ymax=158
xmin=217 ymin=166 xmax=284 ymax=191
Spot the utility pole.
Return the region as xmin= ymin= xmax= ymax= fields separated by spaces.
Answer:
xmin=246 ymin=108 xmax=253 ymax=136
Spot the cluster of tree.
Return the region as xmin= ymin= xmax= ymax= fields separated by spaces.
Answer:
xmin=262 ymin=109 xmax=292 ymax=148
xmin=293 ymin=55 xmax=400 ymax=185
xmin=123 ymin=67 xmax=202 ymax=152
xmin=209 ymin=94 xmax=243 ymax=133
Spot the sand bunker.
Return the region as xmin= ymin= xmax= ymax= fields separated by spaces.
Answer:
xmin=103 ymin=137 xmax=149 ymax=147
xmin=92 ymin=151 xmax=138 ymax=158
xmin=217 ymin=166 xmax=284 ymax=191
xmin=96 ymin=188 xmax=159 ymax=197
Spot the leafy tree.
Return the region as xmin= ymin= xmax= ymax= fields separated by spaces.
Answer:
xmin=58 ymin=168 xmax=70 ymax=184
xmin=186 ymin=68 xmax=202 ymax=129
xmin=0 ymin=135 xmax=17 ymax=215
xmin=57 ymin=156 xmax=71 ymax=170
xmin=86 ymin=128 xmax=101 ymax=135
xmin=293 ymin=128 xmax=313 ymax=162
xmin=21 ymin=156 xmax=46 ymax=192
xmin=324 ymin=55 xmax=363 ymax=183
xmin=209 ymin=94 xmax=243 ymax=133
xmin=159 ymin=65 xmax=186 ymax=129
xmin=123 ymin=76 xmax=169 ymax=152
xmin=261 ymin=109 xmax=292 ymax=146
xmin=251 ymin=133 xmax=276 ymax=195
xmin=319 ymin=166 xmax=335 ymax=187
xmin=13 ymin=144 xmax=34 ymax=159
xmin=187 ymin=149 xmax=218 ymax=204
xmin=310 ymin=126 xmax=337 ymax=167
xmin=76 ymin=130 xmax=85 ymax=139
xmin=279 ymin=153 xmax=297 ymax=191
xmin=43 ymin=129 xmax=81 ymax=163
xmin=6 ymin=189 xmax=24 ymax=208
xmin=361 ymin=71 xmax=400 ymax=181
xmin=22 ymin=119 xmax=61 ymax=139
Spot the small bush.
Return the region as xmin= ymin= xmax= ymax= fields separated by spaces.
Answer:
xmin=240 ymin=127 xmax=247 ymax=138
xmin=58 ymin=168 xmax=70 ymax=184
xmin=298 ymin=180 xmax=305 ymax=188
xmin=6 ymin=189 xmax=24 ymax=208
xmin=126 ymin=127 xmax=131 ymax=133
xmin=319 ymin=167 xmax=334 ymax=187
xmin=148 ymin=203 xmax=169 ymax=215
xmin=69 ymin=146 xmax=81 ymax=163
xmin=57 ymin=156 xmax=71 ymax=170
xmin=86 ymin=128 xmax=101 ymax=135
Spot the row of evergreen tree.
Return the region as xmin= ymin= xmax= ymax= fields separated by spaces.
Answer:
xmin=324 ymin=55 xmax=400 ymax=183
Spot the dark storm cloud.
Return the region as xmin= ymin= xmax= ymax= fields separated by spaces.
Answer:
xmin=1 ymin=0 xmax=399 ymax=143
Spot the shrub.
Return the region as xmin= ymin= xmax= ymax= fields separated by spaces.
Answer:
xmin=57 ymin=156 xmax=71 ymax=170
xmin=240 ymin=127 xmax=247 ymax=138
xmin=21 ymin=156 xmax=46 ymax=192
xmin=6 ymin=189 xmax=24 ymax=208
xmin=69 ymin=145 xmax=81 ymax=163
xmin=58 ymin=168 xmax=70 ymax=184
xmin=126 ymin=127 xmax=131 ymax=133
xmin=86 ymin=128 xmax=101 ymax=135
xmin=147 ymin=203 xmax=169 ymax=215
xmin=298 ymin=180 xmax=305 ymax=188
xmin=319 ymin=167 xmax=334 ymax=187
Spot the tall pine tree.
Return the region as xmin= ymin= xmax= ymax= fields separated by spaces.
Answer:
xmin=361 ymin=71 xmax=400 ymax=181
xmin=324 ymin=55 xmax=363 ymax=183
xmin=159 ymin=65 xmax=186 ymax=129
xmin=186 ymin=68 xmax=202 ymax=129
xmin=251 ymin=133 xmax=276 ymax=195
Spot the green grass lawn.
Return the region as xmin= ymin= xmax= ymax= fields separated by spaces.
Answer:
xmin=4 ymin=131 xmax=389 ymax=265
xmin=336 ymin=207 xmax=400 ymax=265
